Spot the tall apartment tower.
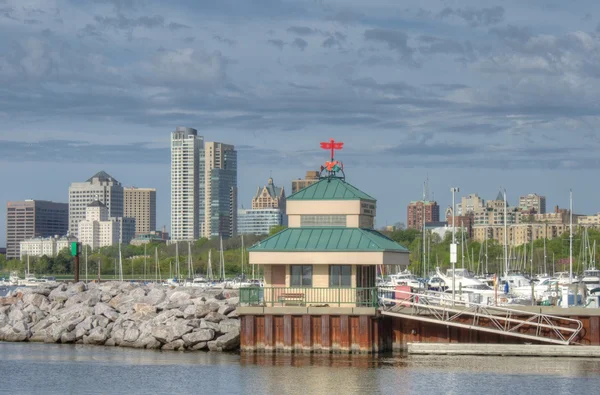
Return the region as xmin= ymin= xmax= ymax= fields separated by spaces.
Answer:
xmin=519 ymin=193 xmax=546 ymax=214
xmin=171 ymin=127 xmax=203 ymax=241
xmin=458 ymin=193 xmax=485 ymax=216
xmin=407 ymin=200 xmax=440 ymax=230
xmin=291 ymin=170 xmax=320 ymax=195
xmin=68 ymin=171 xmax=124 ymax=237
xmin=6 ymin=200 xmax=68 ymax=259
xmin=124 ymin=187 xmax=157 ymax=235
xmin=203 ymin=142 xmax=238 ymax=239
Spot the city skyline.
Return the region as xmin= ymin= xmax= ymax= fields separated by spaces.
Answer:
xmin=3 ymin=1 xmax=600 ymax=245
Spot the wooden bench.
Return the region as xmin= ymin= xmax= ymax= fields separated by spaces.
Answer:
xmin=278 ymin=293 xmax=305 ymax=306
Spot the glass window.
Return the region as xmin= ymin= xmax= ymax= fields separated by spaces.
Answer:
xmin=291 ymin=265 xmax=312 ymax=287
xmin=300 ymin=215 xmax=347 ymax=227
xmin=329 ymin=265 xmax=351 ymax=287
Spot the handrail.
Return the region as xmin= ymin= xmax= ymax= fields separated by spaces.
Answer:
xmin=240 ymin=286 xmax=378 ymax=308
xmin=378 ymin=287 xmax=583 ymax=345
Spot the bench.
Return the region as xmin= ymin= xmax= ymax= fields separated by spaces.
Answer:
xmin=278 ymin=292 xmax=305 ymax=306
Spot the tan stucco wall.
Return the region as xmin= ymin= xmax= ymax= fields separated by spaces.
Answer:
xmin=250 ymin=250 xmax=409 ymax=266
xmin=287 ymin=200 xmax=362 ymax=215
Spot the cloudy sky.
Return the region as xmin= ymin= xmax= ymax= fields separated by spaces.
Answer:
xmin=1 ymin=0 xmax=599 ymax=244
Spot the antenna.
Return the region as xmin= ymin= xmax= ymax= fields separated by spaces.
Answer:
xmin=425 ymin=173 xmax=430 ymax=201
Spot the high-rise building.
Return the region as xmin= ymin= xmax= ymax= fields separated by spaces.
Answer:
xmin=238 ymin=208 xmax=285 ymax=235
xmin=170 ymin=127 xmax=237 ymax=241
xmin=171 ymin=127 xmax=203 ymax=241
xmin=204 ymin=142 xmax=237 ymax=239
xmin=473 ymin=191 xmax=520 ymax=226
xmin=69 ymin=171 xmax=124 ymax=237
xmin=291 ymin=171 xmax=320 ymax=195
xmin=6 ymin=200 xmax=68 ymax=260
xmin=519 ymin=193 xmax=546 ymax=214
xmin=407 ymin=200 xmax=440 ymax=230
xmin=77 ymin=201 xmax=135 ymax=250
xmin=124 ymin=187 xmax=156 ymax=236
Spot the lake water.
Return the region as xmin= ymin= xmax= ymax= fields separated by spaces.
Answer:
xmin=1 ymin=342 xmax=600 ymax=394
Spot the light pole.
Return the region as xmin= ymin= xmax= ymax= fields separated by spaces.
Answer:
xmin=450 ymin=187 xmax=460 ymax=305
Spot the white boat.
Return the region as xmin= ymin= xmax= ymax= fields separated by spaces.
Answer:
xmin=581 ymin=269 xmax=600 ymax=291
xmin=384 ymin=271 xmax=423 ymax=289
xmin=21 ymin=273 xmax=41 ymax=287
xmin=554 ymin=271 xmax=577 ymax=285
xmin=435 ymin=268 xmax=498 ymax=305
xmin=184 ymin=276 xmax=211 ymax=288
xmin=9 ymin=272 xmax=20 ymax=286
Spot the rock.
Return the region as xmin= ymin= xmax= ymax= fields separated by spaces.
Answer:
xmin=169 ymin=291 xmax=191 ymax=303
xmin=226 ymin=297 xmax=239 ymax=306
xmin=182 ymin=305 xmax=197 ymax=319
xmin=190 ymin=342 xmax=208 ymax=351
xmin=76 ymin=316 xmax=93 ymax=332
xmin=8 ymin=308 xmax=28 ymax=323
xmin=151 ymin=322 xmax=192 ymax=344
xmin=200 ymin=320 xmax=220 ymax=332
xmin=75 ymin=326 xmax=88 ymax=340
xmin=134 ymin=303 xmax=156 ymax=315
xmin=67 ymin=282 xmax=87 ymax=295
xmin=61 ymin=331 xmax=77 ymax=344
xmin=94 ymin=302 xmax=114 ymax=316
xmin=227 ymin=310 xmax=239 ymax=319
xmin=187 ymin=319 xmax=202 ymax=328
xmin=206 ymin=302 xmax=221 ymax=312
xmin=93 ymin=315 xmax=110 ymax=329
xmin=208 ymin=329 xmax=240 ymax=351
xmin=84 ymin=327 xmax=108 ymax=345
xmin=218 ymin=319 xmax=240 ymax=334
xmin=103 ymin=310 xmax=119 ymax=322
xmin=47 ymin=324 xmax=66 ymax=343
xmin=0 ymin=326 xmax=29 ymax=342
xmin=129 ymin=288 xmax=146 ymax=301
xmin=143 ymin=288 xmax=166 ymax=305
xmin=214 ymin=291 xmax=227 ymax=301
xmin=105 ymin=338 xmax=116 ymax=347
xmin=124 ymin=328 xmax=140 ymax=343
xmin=182 ymin=329 xmax=214 ymax=346
xmin=204 ymin=312 xmax=226 ymax=323
xmin=217 ymin=305 xmax=235 ymax=316
xmin=162 ymin=339 xmax=185 ymax=351
xmin=23 ymin=293 xmax=46 ymax=308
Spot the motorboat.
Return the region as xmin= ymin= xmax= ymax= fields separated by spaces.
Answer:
xmin=435 ymin=268 xmax=499 ymax=305
xmin=384 ymin=271 xmax=423 ymax=289
xmin=581 ymin=269 xmax=600 ymax=291
xmin=427 ymin=276 xmax=445 ymax=291
xmin=184 ymin=276 xmax=211 ymax=288
xmin=554 ymin=271 xmax=577 ymax=285
xmin=9 ymin=272 xmax=20 ymax=286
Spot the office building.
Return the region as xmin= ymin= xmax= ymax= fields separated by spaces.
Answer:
xmin=407 ymin=200 xmax=440 ymax=230
xmin=19 ymin=235 xmax=77 ymax=259
xmin=124 ymin=187 xmax=156 ymax=235
xmin=519 ymin=193 xmax=546 ymax=214
xmin=238 ymin=208 xmax=285 ymax=235
xmin=78 ymin=201 xmax=135 ymax=250
xmin=252 ymin=177 xmax=286 ymax=211
xmin=171 ymin=127 xmax=203 ymax=241
xmin=170 ymin=127 xmax=238 ymax=241
xmin=291 ymin=171 xmax=320 ymax=195
xmin=6 ymin=200 xmax=68 ymax=260
xmin=458 ymin=193 xmax=485 ymax=216
xmin=203 ymin=142 xmax=237 ymax=239
xmin=69 ymin=171 xmax=124 ymax=237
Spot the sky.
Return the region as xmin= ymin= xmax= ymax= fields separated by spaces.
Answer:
xmin=2 ymin=0 xmax=600 ymax=246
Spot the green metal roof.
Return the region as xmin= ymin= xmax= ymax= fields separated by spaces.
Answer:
xmin=248 ymin=227 xmax=409 ymax=253
xmin=287 ymin=177 xmax=376 ymax=201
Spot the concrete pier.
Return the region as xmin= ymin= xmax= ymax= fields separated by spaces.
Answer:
xmin=407 ymin=342 xmax=600 ymax=357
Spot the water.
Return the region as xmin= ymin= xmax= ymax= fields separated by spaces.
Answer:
xmin=1 ymin=343 xmax=600 ymax=394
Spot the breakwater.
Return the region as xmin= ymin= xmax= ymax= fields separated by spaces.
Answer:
xmin=0 ymin=282 xmax=240 ymax=351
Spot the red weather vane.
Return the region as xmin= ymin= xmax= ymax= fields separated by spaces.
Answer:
xmin=320 ymin=138 xmax=344 ymax=172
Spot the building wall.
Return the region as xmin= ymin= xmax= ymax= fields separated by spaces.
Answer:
xmin=6 ymin=200 xmax=68 ymax=260
xmin=519 ymin=194 xmax=547 ymax=214
xmin=171 ymin=127 xmax=202 ymax=241
xmin=238 ymin=208 xmax=284 ymax=235
xmin=472 ymin=223 xmax=577 ymax=246
xmin=291 ymin=171 xmax=320 ymax=195
xmin=287 ymin=200 xmax=375 ymax=229
xmin=69 ymin=175 xmax=123 ymax=237
xmin=407 ymin=201 xmax=440 ymax=230
xmin=458 ymin=194 xmax=485 ymax=216
xmin=124 ymin=187 xmax=156 ymax=235
xmin=250 ymin=251 xmax=409 ymax=266
xmin=20 ymin=235 xmax=76 ymax=259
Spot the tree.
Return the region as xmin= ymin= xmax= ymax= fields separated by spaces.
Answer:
xmin=269 ymin=225 xmax=286 ymax=236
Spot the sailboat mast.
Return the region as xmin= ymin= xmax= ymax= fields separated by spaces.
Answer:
xmin=85 ymin=245 xmax=88 ymax=283
xmin=144 ymin=244 xmax=147 ymax=282
xmin=241 ymin=235 xmax=245 ymax=278
xmin=569 ymin=190 xmax=573 ymax=283
xmin=543 ymin=235 xmax=547 ymax=275
xmin=118 ymin=242 xmax=123 ymax=282
xmin=155 ymin=247 xmax=158 ymax=283
xmin=503 ymin=190 xmax=508 ymax=276
xmin=461 ymin=221 xmax=465 ymax=270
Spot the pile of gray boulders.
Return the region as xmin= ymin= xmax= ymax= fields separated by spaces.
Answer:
xmin=0 ymin=282 xmax=240 ymax=352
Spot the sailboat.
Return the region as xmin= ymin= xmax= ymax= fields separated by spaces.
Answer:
xmin=166 ymin=242 xmax=181 ymax=286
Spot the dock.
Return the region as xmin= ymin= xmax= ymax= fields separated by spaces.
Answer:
xmin=407 ymin=343 xmax=600 ymax=357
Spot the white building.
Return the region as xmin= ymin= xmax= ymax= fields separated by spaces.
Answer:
xmin=238 ymin=208 xmax=285 ymax=235
xmin=171 ymin=127 xmax=202 ymax=241
xmin=69 ymin=171 xmax=124 ymax=237
xmin=78 ymin=201 xmax=135 ymax=250
xmin=20 ymin=235 xmax=77 ymax=259
xmin=170 ymin=127 xmax=238 ymax=241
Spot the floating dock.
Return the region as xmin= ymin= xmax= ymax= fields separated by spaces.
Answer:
xmin=407 ymin=342 xmax=600 ymax=357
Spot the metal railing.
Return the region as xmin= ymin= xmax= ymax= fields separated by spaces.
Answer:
xmin=378 ymin=287 xmax=583 ymax=345
xmin=240 ymin=287 xmax=378 ymax=308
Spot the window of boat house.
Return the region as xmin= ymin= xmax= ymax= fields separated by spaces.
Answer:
xmin=329 ymin=265 xmax=351 ymax=287
xmin=300 ymin=215 xmax=346 ymax=227
xmin=290 ymin=265 xmax=313 ymax=287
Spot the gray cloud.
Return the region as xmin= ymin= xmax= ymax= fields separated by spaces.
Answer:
xmin=94 ymin=14 xmax=165 ymax=30
xmin=213 ymin=35 xmax=236 ymax=46
xmin=364 ymin=28 xmax=415 ymax=62
xmin=292 ymin=37 xmax=308 ymax=51
xmin=286 ymin=26 xmax=316 ymax=36
xmin=267 ymin=39 xmax=285 ymax=50
xmin=168 ymin=22 xmax=190 ymax=31
xmin=439 ymin=6 xmax=505 ymax=27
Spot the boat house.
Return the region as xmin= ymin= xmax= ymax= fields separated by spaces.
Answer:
xmin=239 ymin=140 xmax=410 ymax=353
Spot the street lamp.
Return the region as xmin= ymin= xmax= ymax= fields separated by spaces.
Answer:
xmin=450 ymin=187 xmax=460 ymax=305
